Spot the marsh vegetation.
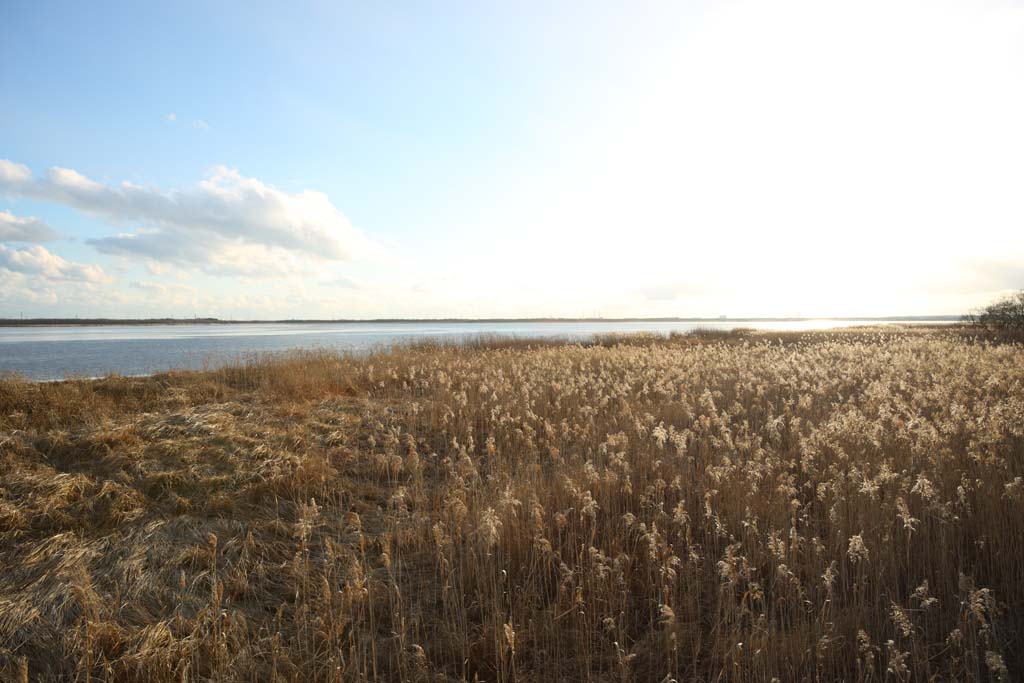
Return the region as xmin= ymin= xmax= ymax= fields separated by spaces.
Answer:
xmin=967 ymin=289 xmax=1024 ymax=340
xmin=1 ymin=327 xmax=1021 ymax=681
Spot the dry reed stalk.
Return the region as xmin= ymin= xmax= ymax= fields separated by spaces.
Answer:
xmin=0 ymin=327 xmax=1020 ymax=681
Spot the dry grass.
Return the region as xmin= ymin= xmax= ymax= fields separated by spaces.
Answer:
xmin=0 ymin=327 xmax=1021 ymax=681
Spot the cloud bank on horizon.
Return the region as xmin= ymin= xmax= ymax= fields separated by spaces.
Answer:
xmin=0 ymin=160 xmax=373 ymax=270
xmin=0 ymin=158 xmax=386 ymax=314
xmin=2 ymin=0 xmax=1024 ymax=319
xmin=0 ymin=160 xmax=376 ymax=280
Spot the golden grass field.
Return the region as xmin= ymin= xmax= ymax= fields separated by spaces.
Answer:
xmin=1 ymin=327 xmax=1022 ymax=682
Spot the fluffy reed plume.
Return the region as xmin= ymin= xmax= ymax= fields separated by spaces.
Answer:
xmin=0 ymin=326 xmax=1022 ymax=681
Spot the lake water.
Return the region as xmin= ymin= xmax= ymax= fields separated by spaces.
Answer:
xmin=0 ymin=320 xmax=928 ymax=380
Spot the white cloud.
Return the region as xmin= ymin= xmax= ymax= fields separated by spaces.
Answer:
xmin=45 ymin=166 xmax=106 ymax=194
xmin=166 ymin=113 xmax=177 ymax=122
xmin=326 ymin=275 xmax=365 ymax=290
xmin=0 ymin=160 xmax=378 ymax=277
xmin=129 ymin=280 xmax=199 ymax=306
xmin=0 ymin=244 xmax=112 ymax=283
xmin=0 ymin=159 xmax=32 ymax=186
xmin=0 ymin=267 xmax=133 ymax=309
xmin=0 ymin=210 xmax=60 ymax=242
xmin=638 ymin=279 xmax=735 ymax=303
xmin=193 ymin=119 xmax=211 ymax=130
xmin=130 ymin=279 xmax=195 ymax=294
xmin=144 ymin=260 xmax=173 ymax=276
xmin=0 ymin=269 xmax=57 ymax=305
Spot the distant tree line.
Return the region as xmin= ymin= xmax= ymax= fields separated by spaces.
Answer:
xmin=965 ymin=289 xmax=1024 ymax=339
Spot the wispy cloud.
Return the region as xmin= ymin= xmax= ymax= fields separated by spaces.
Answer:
xmin=193 ymin=119 xmax=210 ymax=131
xmin=638 ymin=280 xmax=732 ymax=303
xmin=130 ymin=279 xmax=197 ymax=296
xmin=326 ymin=275 xmax=365 ymax=290
xmin=127 ymin=279 xmax=205 ymax=309
xmin=165 ymin=113 xmax=177 ymax=122
xmin=966 ymin=260 xmax=1024 ymax=292
xmin=0 ymin=210 xmax=61 ymax=242
xmin=0 ymin=159 xmax=379 ymax=277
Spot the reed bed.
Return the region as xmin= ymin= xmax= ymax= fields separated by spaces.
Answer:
xmin=0 ymin=327 xmax=1021 ymax=681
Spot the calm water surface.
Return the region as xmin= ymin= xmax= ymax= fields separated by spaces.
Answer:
xmin=0 ymin=320 xmax=916 ymax=380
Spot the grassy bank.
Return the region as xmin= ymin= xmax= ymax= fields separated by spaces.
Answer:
xmin=1 ymin=327 xmax=1022 ymax=681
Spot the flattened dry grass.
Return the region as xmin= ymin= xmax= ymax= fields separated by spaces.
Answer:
xmin=1 ymin=327 xmax=1022 ymax=681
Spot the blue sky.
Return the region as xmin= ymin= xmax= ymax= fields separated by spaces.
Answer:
xmin=2 ymin=0 xmax=1023 ymax=318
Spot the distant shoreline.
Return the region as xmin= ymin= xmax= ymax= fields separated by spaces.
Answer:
xmin=0 ymin=316 xmax=963 ymax=327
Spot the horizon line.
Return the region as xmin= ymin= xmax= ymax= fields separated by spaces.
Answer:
xmin=0 ymin=315 xmax=964 ymax=327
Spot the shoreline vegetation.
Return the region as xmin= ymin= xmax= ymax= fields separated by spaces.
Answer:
xmin=1 ymin=326 xmax=1021 ymax=681
xmin=0 ymin=316 xmax=962 ymax=327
